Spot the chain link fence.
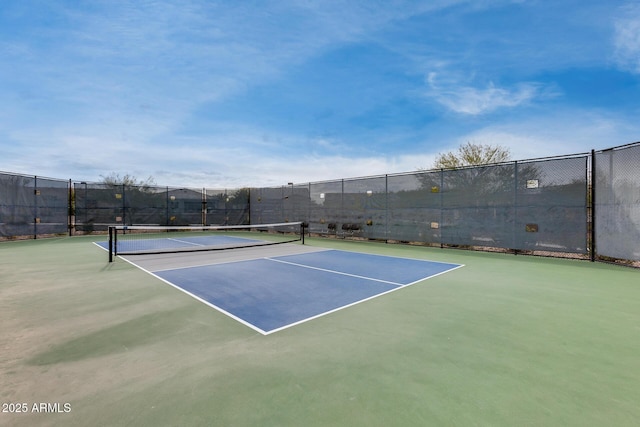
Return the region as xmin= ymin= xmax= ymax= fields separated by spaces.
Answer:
xmin=2 ymin=142 xmax=639 ymax=265
xmin=594 ymin=143 xmax=640 ymax=263
xmin=73 ymin=183 xmax=250 ymax=233
xmin=0 ymin=172 xmax=69 ymax=239
xmin=251 ymin=154 xmax=590 ymax=257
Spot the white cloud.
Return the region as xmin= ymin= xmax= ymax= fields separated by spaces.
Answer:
xmin=613 ymin=4 xmax=640 ymax=73
xmin=5 ymin=105 xmax=638 ymax=189
xmin=425 ymin=72 xmax=553 ymax=115
xmin=3 ymin=0 xmax=639 ymax=191
xmin=456 ymin=110 xmax=640 ymax=160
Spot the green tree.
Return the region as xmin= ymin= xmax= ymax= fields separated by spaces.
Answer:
xmin=432 ymin=142 xmax=511 ymax=169
xmin=100 ymin=173 xmax=156 ymax=188
xmin=417 ymin=142 xmax=524 ymax=196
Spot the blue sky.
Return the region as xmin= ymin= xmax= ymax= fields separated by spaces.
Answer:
xmin=1 ymin=0 xmax=639 ymax=188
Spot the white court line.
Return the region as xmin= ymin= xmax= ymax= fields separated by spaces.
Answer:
xmin=99 ymin=242 xmax=465 ymax=335
xmin=167 ymin=237 xmax=205 ymax=247
xmin=263 ymin=261 xmax=465 ymax=335
xmin=146 ymin=247 xmax=333 ymax=273
xmin=117 ymin=254 xmax=269 ymax=335
xmin=265 ymin=257 xmax=404 ymax=287
xmin=265 ymin=283 xmax=407 ymax=335
xmin=160 ymin=235 xmax=261 ymax=248
xmin=404 ymin=263 xmax=465 ymax=286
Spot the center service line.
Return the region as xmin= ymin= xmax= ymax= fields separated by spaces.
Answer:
xmin=265 ymin=257 xmax=404 ymax=287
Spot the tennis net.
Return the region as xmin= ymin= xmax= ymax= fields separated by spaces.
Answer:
xmin=108 ymin=222 xmax=304 ymax=261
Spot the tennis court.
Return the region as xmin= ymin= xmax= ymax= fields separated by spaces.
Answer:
xmin=2 ymin=234 xmax=640 ymax=427
xmin=104 ymin=241 xmax=462 ymax=334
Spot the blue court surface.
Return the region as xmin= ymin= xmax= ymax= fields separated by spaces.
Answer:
xmin=120 ymin=248 xmax=463 ymax=334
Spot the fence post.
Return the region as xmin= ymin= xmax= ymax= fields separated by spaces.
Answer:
xmin=33 ymin=176 xmax=38 ymax=239
xmin=514 ymin=161 xmax=518 ymax=254
xmin=439 ymin=169 xmax=444 ymax=248
xmin=308 ymin=183 xmax=311 ymax=230
xmin=590 ymin=149 xmax=596 ymax=262
xmin=202 ymin=187 xmax=207 ymax=226
xmin=121 ymin=183 xmax=126 ymax=226
xmin=341 ymin=179 xmax=345 ymax=232
xmin=68 ymin=179 xmax=72 ymax=236
xmin=385 ymin=174 xmax=389 ymax=243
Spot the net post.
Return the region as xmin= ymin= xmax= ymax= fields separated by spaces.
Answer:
xmin=108 ymin=226 xmax=114 ymax=262
xmin=301 ymin=222 xmax=307 ymax=245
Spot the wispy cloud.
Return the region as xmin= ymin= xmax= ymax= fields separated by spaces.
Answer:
xmin=613 ymin=3 xmax=640 ymax=73
xmin=424 ymin=71 xmax=556 ymax=115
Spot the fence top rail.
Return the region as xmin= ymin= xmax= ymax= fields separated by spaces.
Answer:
xmin=0 ymin=171 xmax=70 ymax=182
xmin=278 ymin=151 xmax=591 ymax=188
xmin=72 ymin=181 xmax=243 ymax=193
xmin=595 ymin=141 xmax=640 ymax=153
